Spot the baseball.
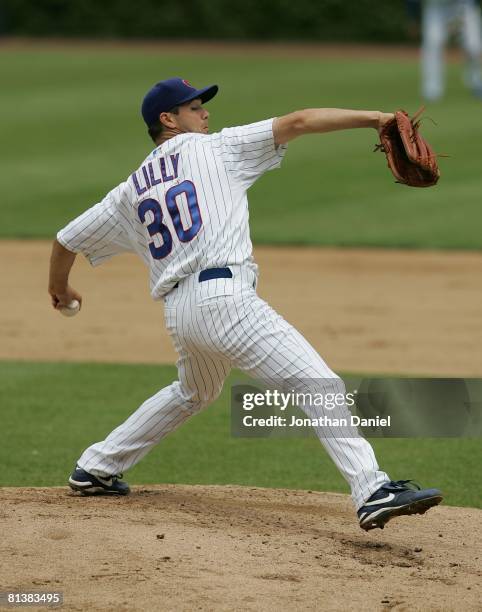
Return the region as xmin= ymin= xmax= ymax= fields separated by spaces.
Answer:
xmin=59 ymin=299 xmax=80 ymax=317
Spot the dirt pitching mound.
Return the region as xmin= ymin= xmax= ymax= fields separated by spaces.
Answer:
xmin=1 ymin=485 xmax=480 ymax=611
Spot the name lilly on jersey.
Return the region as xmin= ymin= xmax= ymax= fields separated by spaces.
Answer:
xmin=132 ymin=153 xmax=180 ymax=195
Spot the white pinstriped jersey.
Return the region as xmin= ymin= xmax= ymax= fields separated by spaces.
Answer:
xmin=57 ymin=118 xmax=286 ymax=299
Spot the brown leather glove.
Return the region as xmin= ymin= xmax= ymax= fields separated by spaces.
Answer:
xmin=376 ymin=108 xmax=440 ymax=187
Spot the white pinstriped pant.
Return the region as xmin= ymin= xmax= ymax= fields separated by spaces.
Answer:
xmin=78 ymin=265 xmax=389 ymax=509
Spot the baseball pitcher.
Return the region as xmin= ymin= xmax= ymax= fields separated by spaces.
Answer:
xmin=48 ymin=78 xmax=443 ymax=530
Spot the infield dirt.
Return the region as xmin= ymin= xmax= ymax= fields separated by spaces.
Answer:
xmin=2 ymin=241 xmax=482 ymax=376
xmin=1 ymin=485 xmax=480 ymax=612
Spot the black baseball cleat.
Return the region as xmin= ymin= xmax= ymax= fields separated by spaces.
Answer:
xmin=358 ymin=480 xmax=443 ymax=531
xmin=68 ymin=466 xmax=130 ymax=496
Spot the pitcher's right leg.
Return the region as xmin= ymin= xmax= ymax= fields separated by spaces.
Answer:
xmin=72 ymin=348 xmax=230 ymax=489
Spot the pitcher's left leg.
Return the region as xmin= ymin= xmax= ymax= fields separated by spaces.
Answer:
xmin=227 ymin=295 xmax=390 ymax=510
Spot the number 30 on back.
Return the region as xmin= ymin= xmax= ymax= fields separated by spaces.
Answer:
xmin=137 ymin=180 xmax=202 ymax=260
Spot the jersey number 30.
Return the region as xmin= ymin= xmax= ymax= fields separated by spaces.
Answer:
xmin=137 ymin=180 xmax=202 ymax=260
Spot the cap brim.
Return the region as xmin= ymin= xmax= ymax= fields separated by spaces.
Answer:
xmin=178 ymin=84 xmax=218 ymax=107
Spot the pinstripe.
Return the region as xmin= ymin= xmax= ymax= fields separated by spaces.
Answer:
xmin=180 ymin=282 xmax=227 ymax=388
xmin=226 ymin=280 xmax=378 ymax=504
xmin=210 ymin=149 xmax=238 ymax=263
xmin=198 ymin=143 xmax=228 ymax=266
xmin=71 ymin=117 xmax=388 ymax=510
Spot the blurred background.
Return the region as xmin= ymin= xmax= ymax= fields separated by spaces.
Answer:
xmin=0 ymin=0 xmax=482 ymax=249
xmin=0 ymin=0 xmax=480 ymax=506
xmin=1 ymin=0 xmax=481 ymax=247
xmin=0 ymin=0 xmax=412 ymax=42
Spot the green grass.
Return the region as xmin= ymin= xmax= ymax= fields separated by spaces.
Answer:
xmin=1 ymin=46 xmax=482 ymax=248
xmin=0 ymin=361 xmax=480 ymax=508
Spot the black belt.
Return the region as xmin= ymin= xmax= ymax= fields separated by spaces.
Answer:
xmin=172 ymin=267 xmax=232 ymax=290
xmin=199 ymin=267 xmax=232 ymax=282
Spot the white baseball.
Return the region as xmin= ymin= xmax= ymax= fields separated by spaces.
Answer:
xmin=59 ymin=299 xmax=80 ymax=317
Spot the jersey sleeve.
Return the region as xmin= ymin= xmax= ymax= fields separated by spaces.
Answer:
xmin=209 ymin=118 xmax=287 ymax=188
xmin=57 ymin=182 xmax=134 ymax=267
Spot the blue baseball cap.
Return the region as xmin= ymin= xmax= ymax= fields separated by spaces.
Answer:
xmin=141 ymin=77 xmax=218 ymax=127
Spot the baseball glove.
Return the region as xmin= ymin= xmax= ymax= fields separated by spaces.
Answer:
xmin=375 ymin=108 xmax=440 ymax=187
